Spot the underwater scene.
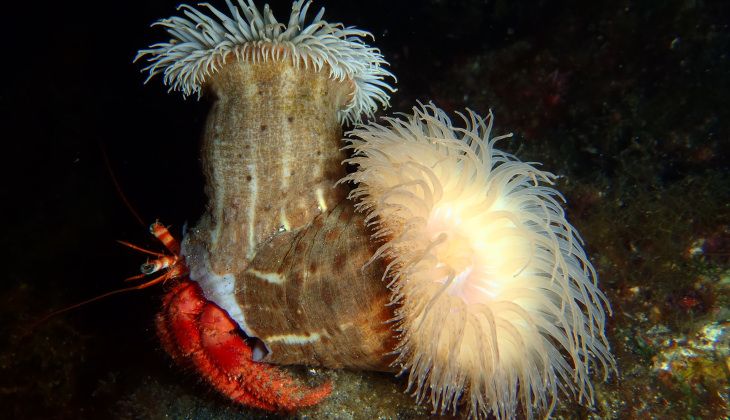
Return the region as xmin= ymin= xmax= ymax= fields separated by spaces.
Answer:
xmin=1 ymin=0 xmax=728 ymax=419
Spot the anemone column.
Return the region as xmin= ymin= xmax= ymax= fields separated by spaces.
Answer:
xmin=187 ymin=59 xmax=351 ymax=274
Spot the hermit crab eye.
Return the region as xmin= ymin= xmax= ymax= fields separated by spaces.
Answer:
xmin=141 ymin=262 xmax=157 ymax=274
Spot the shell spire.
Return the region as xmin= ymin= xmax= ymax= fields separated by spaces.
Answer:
xmin=135 ymin=0 xmax=395 ymax=123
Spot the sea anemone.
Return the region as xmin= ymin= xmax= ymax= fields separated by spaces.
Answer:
xmin=343 ymin=103 xmax=615 ymax=419
xmin=135 ymin=0 xmax=394 ymax=123
xmin=135 ymin=0 xmax=399 ymax=381
xmin=135 ymin=0 xmax=396 ymax=277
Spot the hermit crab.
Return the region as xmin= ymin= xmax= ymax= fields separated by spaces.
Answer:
xmin=134 ymin=1 xmax=615 ymax=418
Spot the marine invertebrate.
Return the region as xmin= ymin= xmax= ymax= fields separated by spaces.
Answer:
xmin=135 ymin=0 xmax=396 ymax=411
xmin=135 ymin=0 xmax=614 ymax=417
xmin=139 ymin=224 xmax=332 ymax=411
xmin=136 ymin=0 xmax=394 ymax=124
xmin=343 ymin=103 xmax=616 ymax=419
xmin=135 ymin=0 xmax=395 ymax=275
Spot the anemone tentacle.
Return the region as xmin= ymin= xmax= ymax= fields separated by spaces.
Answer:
xmin=343 ymin=102 xmax=616 ymax=419
xmin=136 ymin=0 xmax=395 ymax=124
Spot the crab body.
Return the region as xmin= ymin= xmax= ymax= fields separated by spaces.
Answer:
xmin=147 ymin=196 xmax=397 ymax=412
xmin=156 ymin=277 xmax=333 ymax=411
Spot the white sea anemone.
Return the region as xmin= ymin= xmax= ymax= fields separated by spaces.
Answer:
xmin=343 ymin=103 xmax=615 ymax=419
xmin=135 ymin=0 xmax=395 ymax=123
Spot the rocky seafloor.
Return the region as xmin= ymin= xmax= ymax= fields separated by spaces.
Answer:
xmin=1 ymin=0 xmax=728 ymax=418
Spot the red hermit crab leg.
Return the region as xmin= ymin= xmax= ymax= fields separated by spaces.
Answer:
xmin=156 ymin=281 xmax=333 ymax=411
xmin=125 ymin=222 xmax=334 ymax=411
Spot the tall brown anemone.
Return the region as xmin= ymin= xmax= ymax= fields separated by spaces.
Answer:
xmin=136 ymin=0 xmax=397 ymax=370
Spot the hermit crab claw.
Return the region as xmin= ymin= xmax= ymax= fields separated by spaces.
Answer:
xmin=156 ymin=279 xmax=333 ymax=411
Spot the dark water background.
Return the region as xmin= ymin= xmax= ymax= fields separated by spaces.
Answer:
xmin=2 ymin=0 xmax=728 ymax=418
